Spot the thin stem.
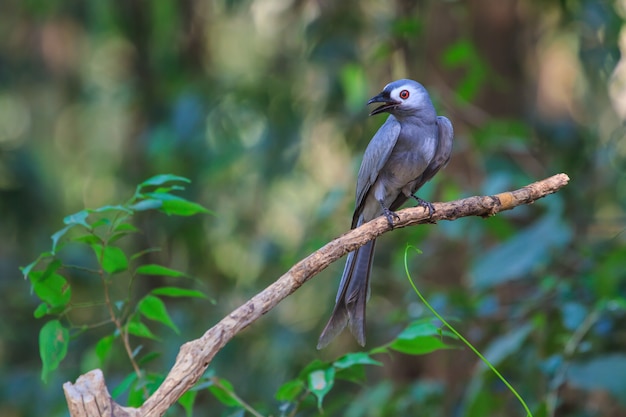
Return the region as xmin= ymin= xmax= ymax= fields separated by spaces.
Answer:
xmin=210 ymin=377 xmax=265 ymax=417
xmin=404 ymin=245 xmax=533 ymax=417
xmin=286 ymin=386 xmax=310 ymax=417
xmin=545 ymin=308 xmax=601 ymax=417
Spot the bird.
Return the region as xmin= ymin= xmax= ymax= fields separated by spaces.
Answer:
xmin=317 ymin=79 xmax=454 ymax=349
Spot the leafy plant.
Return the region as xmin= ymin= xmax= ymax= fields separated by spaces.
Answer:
xmin=22 ymin=174 xmax=211 ymax=395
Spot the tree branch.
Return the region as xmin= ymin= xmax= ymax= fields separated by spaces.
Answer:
xmin=63 ymin=173 xmax=570 ymax=417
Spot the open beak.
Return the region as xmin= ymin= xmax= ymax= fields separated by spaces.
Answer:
xmin=367 ymin=92 xmax=399 ymax=116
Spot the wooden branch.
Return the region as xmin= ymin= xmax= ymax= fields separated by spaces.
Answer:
xmin=63 ymin=173 xmax=570 ymax=417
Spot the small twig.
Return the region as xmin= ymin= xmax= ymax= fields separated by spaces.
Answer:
xmin=545 ymin=308 xmax=601 ymax=417
xmin=63 ymin=173 xmax=570 ymax=417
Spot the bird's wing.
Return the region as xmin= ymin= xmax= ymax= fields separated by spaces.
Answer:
xmin=409 ymin=115 xmax=454 ymax=194
xmin=351 ymin=116 xmax=401 ymax=228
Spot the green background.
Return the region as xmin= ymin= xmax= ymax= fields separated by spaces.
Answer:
xmin=1 ymin=0 xmax=625 ymax=416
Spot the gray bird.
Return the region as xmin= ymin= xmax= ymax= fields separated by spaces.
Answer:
xmin=317 ymin=79 xmax=454 ymax=349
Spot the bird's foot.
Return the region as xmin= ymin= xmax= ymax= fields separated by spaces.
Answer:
xmin=382 ymin=207 xmax=400 ymax=228
xmin=411 ymin=195 xmax=435 ymax=218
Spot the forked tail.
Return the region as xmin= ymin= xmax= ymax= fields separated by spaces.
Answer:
xmin=317 ymin=239 xmax=376 ymax=349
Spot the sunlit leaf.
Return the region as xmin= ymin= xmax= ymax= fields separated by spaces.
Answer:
xmin=308 ymin=367 xmax=335 ymax=409
xmin=130 ymin=199 xmax=163 ymax=211
xmin=51 ymin=225 xmax=73 ymax=254
xmin=63 ymin=210 xmax=91 ymax=229
xmin=93 ymin=205 xmax=132 ymax=214
xmin=138 ymin=295 xmax=179 ymax=333
xmin=39 ymin=320 xmax=69 ymax=383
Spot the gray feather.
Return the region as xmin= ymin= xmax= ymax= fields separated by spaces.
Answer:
xmin=318 ymin=79 xmax=454 ymax=349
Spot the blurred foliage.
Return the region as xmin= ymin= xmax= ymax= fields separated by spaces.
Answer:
xmin=1 ymin=0 xmax=626 ymax=416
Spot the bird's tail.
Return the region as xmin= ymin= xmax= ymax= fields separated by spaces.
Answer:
xmin=317 ymin=239 xmax=376 ymax=349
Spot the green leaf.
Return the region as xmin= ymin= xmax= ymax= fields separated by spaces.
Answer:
xmin=32 ymin=271 xmax=71 ymax=310
xmin=209 ymin=377 xmax=241 ymax=407
xmin=95 ymin=334 xmax=115 ymax=366
xmin=308 ymin=367 xmax=335 ymax=410
xmin=138 ymin=295 xmax=179 ymax=333
xmin=178 ymin=389 xmax=198 ymax=417
xmin=63 ymin=210 xmax=91 ymax=228
xmin=33 ymin=303 xmax=49 ymax=318
xmin=145 ymin=192 xmax=211 ymax=216
xmin=126 ymin=320 xmax=159 ymax=340
xmin=275 ymin=379 xmax=304 ymax=402
xmin=21 ymin=252 xmax=54 ymax=280
xmin=73 ymin=235 xmax=102 ymax=245
xmin=130 ymin=198 xmax=163 ymax=212
xmin=395 ymin=320 xmax=443 ymax=340
xmin=114 ymin=222 xmax=139 ymax=233
xmin=151 ymin=286 xmax=208 ymax=299
xmin=90 ymin=218 xmax=111 ymax=229
xmin=130 ymin=248 xmax=162 ymax=261
xmin=297 ymin=359 xmax=328 ymax=380
xmin=567 ymin=355 xmax=626 ymax=405
xmin=135 ymin=264 xmax=187 ymax=278
xmin=470 ymin=214 xmax=571 ymax=289
xmin=137 ymin=351 xmax=161 ymax=366
xmin=112 ymin=372 xmax=138 ymax=399
xmin=389 ymin=336 xmax=452 ymax=355
xmin=51 ymin=225 xmax=73 ymax=254
xmin=140 ymin=174 xmax=191 ymax=188
xmin=334 ymin=363 xmax=366 ymax=383
xmin=39 ymin=320 xmax=69 ymax=383
xmin=127 ymin=380 xmax=145 ymax=407
xmin=478 ymin=323 xmax=533 ymax=369
xmin=93 ymin=205 xmax=132 ymax=214
xmin=333 ymin=352 xmax=382 ymax=369
xmin=91 ymin=244 xmax=129 ymax=274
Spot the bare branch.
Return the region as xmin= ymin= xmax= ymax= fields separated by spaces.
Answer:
xmin=63 ymin=173 xmax=570 ymax=417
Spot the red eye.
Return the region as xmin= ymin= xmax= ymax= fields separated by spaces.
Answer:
xmin=399 ymin=90 xmax=410 ymax=99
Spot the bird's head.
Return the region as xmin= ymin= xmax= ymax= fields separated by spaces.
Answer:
xmin=367 ymin=79 xmax=432 ymax=117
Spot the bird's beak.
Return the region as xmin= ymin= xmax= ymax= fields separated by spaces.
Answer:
xmin=367 ymin=92 xmax=400 ymax=116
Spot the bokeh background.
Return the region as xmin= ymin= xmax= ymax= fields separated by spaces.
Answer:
xmin=1 ymin=0 xmax=626 ymax=416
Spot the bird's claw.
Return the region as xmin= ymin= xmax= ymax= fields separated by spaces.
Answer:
xmin=383 ymin=207 xmax=400 ymax=228
xmin=412 ymin=195 xmax=435 ymax=217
